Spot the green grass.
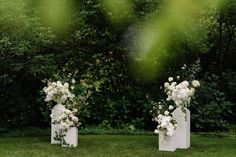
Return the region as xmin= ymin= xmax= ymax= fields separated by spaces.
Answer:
xmin=0 ymin=135 xmax=235 ymax=157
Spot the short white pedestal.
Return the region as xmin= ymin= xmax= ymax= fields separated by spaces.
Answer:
xmin=62 ymin=127 xmax=78 ymax=147
xmin=51 ymin=103 xmax=66 ymax=144
xmin=173 ymin=107 xmax=190 ymax=149
xmin=159 ymin=132 xmax=177 ymax=151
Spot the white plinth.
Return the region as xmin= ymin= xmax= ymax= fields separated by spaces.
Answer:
xmin=173 ymin=107 xmax=190 ymax=149
xmin=62 ymin=127 xmax=78 ymax=147
xmin=159 ymin=132 xmax=177 ymax=151
xmin=51 ymin=103 xmax=66 ymax=144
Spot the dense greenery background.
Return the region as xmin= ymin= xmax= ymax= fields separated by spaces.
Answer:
xmin=0 ymin=0 xmax=235 ymax=132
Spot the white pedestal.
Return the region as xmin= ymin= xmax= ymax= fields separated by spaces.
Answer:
xmin=159 ymin=132 xmax=177 ymax=151
xmin=51 ymin=103 xmax=66 ymax=144
xmin=62 ymin=127 xmax=78 ymax=147
xmin=173 ymin=107 xmax=190 ymax=149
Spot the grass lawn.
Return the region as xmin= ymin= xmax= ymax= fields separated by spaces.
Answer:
xmin=0 ymin=135 xmax=235 ymax=157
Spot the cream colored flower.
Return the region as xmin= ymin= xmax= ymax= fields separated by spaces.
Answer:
xmin=168 ymin=77 xmax=173 ymax=82
xmin=71 ymin=79 xmax=76 ymax=84
xmin=192 ymin=80 xmax=200 ymax=87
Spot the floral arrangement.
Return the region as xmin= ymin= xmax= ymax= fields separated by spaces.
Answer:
xmin=52 ymin=108 xmax=81 ymax=130
xmin=43 ymin=77 xmax=82 ymax=146
xmin=150 ymin=61 xmax=200 ymax=137
xmin=43 ymin=81 xmax=74 ymax=104
xmin=52 ymin=108 xmax=82 ymax=146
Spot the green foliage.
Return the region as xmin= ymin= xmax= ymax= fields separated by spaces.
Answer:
xmin=0 ymin=0 xmax=235 ymax=132
xmin=191 ymin=73 xmax=233 ymax=131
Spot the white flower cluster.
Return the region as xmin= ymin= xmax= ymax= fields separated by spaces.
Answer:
xmin=43 ymin=81 xmax=74 ymax=104
xmin=151 ymin=65 xmax=200 ymax=137
xmin=56 ymin=108 xmax=81 ymax=130
xmin=164 ymin=79 xmax=200 ymax=107
xmin=154 ymin=115 xmax=177 ymax=136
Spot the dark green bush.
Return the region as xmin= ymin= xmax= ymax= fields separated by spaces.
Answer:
xmin=0 ymin=0 xmax=235 ymax=132
xmin=191 ymin=73 xmax=234 ymax=131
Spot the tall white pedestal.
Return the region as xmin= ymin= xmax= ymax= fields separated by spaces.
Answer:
xmin=173 ymin=107 xmax=190 ymax=149
xmin=51 ymin=103 xmax=66 ymax=144
xmin=62 ymin=127 xmax=78 ymax=147
xmin=159 ymin=132 xmax=177 ymax=151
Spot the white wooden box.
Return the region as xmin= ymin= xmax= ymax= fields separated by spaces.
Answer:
xmin=159 ymin=132 xmax=177 ymax=151
xmin=51 ymin=103 xmax=65 ymax=144
xmin=173 ymin=107 xmax=190 ymax=149
xmin=62 ymin=127 xmax=78 ymax=147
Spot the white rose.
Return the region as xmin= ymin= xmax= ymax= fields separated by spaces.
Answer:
xmin=72 ymin=116 xmax=79 ymax=122
xmin=73 ymin=109 xmax=78 ymax=113
xmin=61 ymin=113 xmax=67 ymax=119
xmin=65 ymin=109 xmax=72 ymax=115
xmin=71 ymin=79 xmax=76 ymax=84
xmin=69 ymin=121 xmax=74 ymax=127
xmin=168 ymin=77 xmax=173 ymax=82
xmin=168 ymin=105 xmax=174 ymax=110
xmin=164 ymin=82 xmax=170 ymax=88
xmin=64 ymin=82 xmax=69 ymax=88
xmin=154 ymin=117 xmax=158 ymax=122
xmin=60 ymin=95 xmax=68 ymax=103
xmin=52 ymin=82 xmax=57 ymax=87
xmin=56 ymin=81 xmax=62 ymax=87
xmin=192 ymin=80 xmax=200 ymax=87
xmin=66 ymin=119 xmax=70 ymax=124
xmin=154 ymin=129 xmax=159 ymax=134
xmin=50 ymin=114 xmax=54 ymax=118
xmin=164 ymin=110 xmax=169 ymax=116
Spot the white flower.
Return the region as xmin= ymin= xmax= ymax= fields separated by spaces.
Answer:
xmin=176 ymin=75 xmax=180 ymax=79
xmin=168 ymin=85 xmax=175 ymax=91
xmin=158 ymin=105 xmax=162 ymax=110
xmin=71 ymin=79 xmax=76 ymax=84
xmin=61 ymin=122 xmax=67 ymax=128
xmin=65 ymin=109 xmax=72 ymax=115
xmin=52 ymin=82 xmax=57 ymax=87
xmin=56 ymin=81 xmax=62 ymax=87
xmin=73 ymin=109 xmax=78 ymax=113
xmin=69 ymin=121 xmax=74 ymax=127
xmin=190 ymin=88 xmax=195 ymax=95
xmin=164 ymin=82 xmax=170 ymax=88
xmin=171 ymin=82 xmax=177 ymax=87
xmin=192 ymin=80 xmax=200 ymax=88
xmin=181 ymin=64 xmax=186 ymax=70
xmin=50 ymin=114 xmax=54 ymax=118
xmin=154 ymin=117 xmax=158 ymax=122
xmin=64 ymin=82 xmax=69 ymax=88
xmin=60 ymin=95 xmax=68 ymax=103
xmin=154 ymin=129 xmax=159 ymax=134
xmin=168 ymin=105 xmax=174 ymax=110
xmin=65 ymin=119 xmax=70 ymax=124
xmin=72 ymin=116 xmax=79 ymax=122
xmin=71 ymin=86 xmax=75 ymax=90
xmin=61 ymin=113 xmax=67 ymax=119
xmin=164 ymin=110 xmax=169 ymax=116
xmin=168 ymin=77 xmax=173 ymax=82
